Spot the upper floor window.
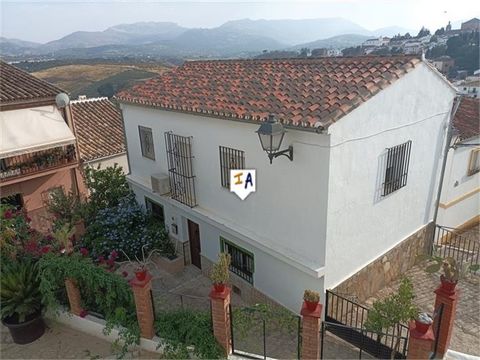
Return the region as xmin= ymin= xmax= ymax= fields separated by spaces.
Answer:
xmin=219 ymin=146 xmax=245 ymax=188
xmin=468 ymin=148 xmax=480 ymax=176
xmin=383 ymin=140 xmax=412 ymax=196
xmin=220 ymin=237 xmax=254 ymax=284
xmin=165 ymin=131 xmax=196 ymax=207
xmin=139 ymin=126 xmax=155 ymax=160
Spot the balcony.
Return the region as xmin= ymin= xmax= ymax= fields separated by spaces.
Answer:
xmin=0 ymin=145 xmax=77 ymax=184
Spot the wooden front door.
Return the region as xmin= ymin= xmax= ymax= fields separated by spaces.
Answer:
xmin=188 ymin=220 xmax=201 ymax=269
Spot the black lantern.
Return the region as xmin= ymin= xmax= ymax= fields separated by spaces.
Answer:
xmin=256 ymin=114 xmax=293 ymax=164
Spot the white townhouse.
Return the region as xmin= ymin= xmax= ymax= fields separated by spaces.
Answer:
xmin=438 ymin=97 xmax=480 ymax=229
xmin=117 ymin=56 xmax=456 ymax=311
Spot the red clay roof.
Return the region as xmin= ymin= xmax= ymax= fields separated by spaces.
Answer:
xmin=453 ymin=97 xmax=480 ymax=141
xmin=70 ymin=97 xmax=126 ymax=162
xmin=0 ymin=61 xmax=63 ymax=107
xmin=116 ymin=56 xmax=422 ymax=129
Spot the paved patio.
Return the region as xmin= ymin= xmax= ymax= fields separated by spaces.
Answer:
xmin=365 ymin=265 xmax=480 ymax=356
xmin=1 ymin=321 xmax=156 ymax=359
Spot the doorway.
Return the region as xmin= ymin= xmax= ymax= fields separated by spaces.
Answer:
xmin=187 ymin=219 xmax=201 ymax=269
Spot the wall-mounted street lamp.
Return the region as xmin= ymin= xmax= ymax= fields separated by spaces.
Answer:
xmin=256 ymin=114 xmax=293 ymax=164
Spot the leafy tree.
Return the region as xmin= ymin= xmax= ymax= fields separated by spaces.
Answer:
xmin=416 ymin=27 xmax=431 ymax=38
xmin=365 ymin=278 xmax=418 ymax=359
xmin=83 ymin=164 xmax=134 ymax=221
xmin=97 ymin=82 xmax=115 ymax=98
xmin=298 ymin=47 xmax=310 ymax=58
xmin=342 ymin=46 xmax=364 ymax=56
xmin=435 ymin=27 xmax=445 ymax=36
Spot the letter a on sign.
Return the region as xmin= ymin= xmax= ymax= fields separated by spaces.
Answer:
xmin=230 ymin=169 xmax=256 ymax=200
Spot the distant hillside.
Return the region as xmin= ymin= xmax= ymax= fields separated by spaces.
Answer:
xmin=372 ymin=26 xmax=413 ymax=37
xmin=0 ymin=37 xmax=40 ymax=56
xmin=1 ymin=18 xmax=415 ymax=60
xmin=291 ymin=34 xmax=370 ymax=50
xmin=219 ymin=18 xmax=370 ymax=45
xmin=32 ymin=62 xmax=168 ymax=98
xmin=40 ymin=22 xmax=187 ymax=52
xmin=169 ymin=27 xmax=285 ymax=55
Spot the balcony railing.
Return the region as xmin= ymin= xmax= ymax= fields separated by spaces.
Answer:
xmin=0 ymin=145 xmax=77 ymax=181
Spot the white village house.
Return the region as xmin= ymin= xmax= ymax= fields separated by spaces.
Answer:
xmin=438 ymin=97 xmax=480 ymax=229
xmin=116 ymin=56 xmax=457 ymax=312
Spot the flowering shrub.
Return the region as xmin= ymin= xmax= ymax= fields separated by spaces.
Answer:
xmin=81 ymin=198 xmax=175 ymax=260
xmin=0 ymin=204 xmax=51 ymax=259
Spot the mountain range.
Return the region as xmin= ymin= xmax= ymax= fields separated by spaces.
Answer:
xmin=0 ymin=18 xmax=411 ymax=59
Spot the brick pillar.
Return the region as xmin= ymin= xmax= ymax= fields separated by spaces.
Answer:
xmin=209 ymin=286 xmax=232 ymax=356
xmin=300 ymin=302 xmax=323 ymax=360
xmin=407 ymin=321 xmax=435 ymax=360
xmin=130 ymin=273 xmax=155 ymax=339
xmin=65 ymin=278 xmax=82 ymax=316
xmin=433 ymin=284 xmax=459 ymax=358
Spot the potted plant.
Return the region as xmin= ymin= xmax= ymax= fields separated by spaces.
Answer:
xmin=423 ymin=256 xmax=464 ymax=294
xmin=415 ymin=312 xmax=433 ymax=334
xmin=303 ymin=289 xmax=320 ymax=311
xmin=210 ymin=253 xmax=231 ymax=293
xmin=1 ymin=260 xmax=45 ymax=344
xmin=120 ymin=244 xmax=158 ymax=281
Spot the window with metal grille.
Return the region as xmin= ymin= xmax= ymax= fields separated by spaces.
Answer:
xmin=383 ymin=140 xmax=412 ymax=196
xmin=220 ymin=237 xmax=254 ymax=284
xmin=145 ymin=197 xmax=165 ymax=225
xmin=164 ymin=131 xmax=196 ymax=207
xmin=219 ymin=146 xmax=245 ymax=188
xmin=468 ymin=149 xmax=480 ymax=176
xmin=139 ymin=126 xmax=155 ymax=160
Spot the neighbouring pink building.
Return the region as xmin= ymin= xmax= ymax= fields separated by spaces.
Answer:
xmin=0 ymin=61 xmax=86 ymax=232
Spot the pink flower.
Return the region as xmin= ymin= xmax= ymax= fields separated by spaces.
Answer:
xmin=98 ymin=256 xmax=105 ymax=263
xmin=25 ymin=240 xmax=38 ymax=254
xmin=121 ymin=271 xmax=128 ymax=278
xmin=80 ymin=248 xmax=89 ymax=257
xmin=109 ymin=250 xmax=118 ymax=260
xmin=79 ymin=309 xmax=88 ymax=318
xmin=106 ymin=258 xmax=115 ymax=267
xmin=40 ymin=245 xmax=51 ymax=254
xmin=26 ymin=216 xmax=32 ymax=223
xmin=4 ymin=210 xmax=13 ymax=219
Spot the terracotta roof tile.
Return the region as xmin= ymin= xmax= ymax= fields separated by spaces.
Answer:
xmin=0 ymin=60 xmax=63 ymax=107
xmin=116 ymin=56 xmax=421 ymax=129
xmin=453 ymin=97 xmax=480 ymax=141
xmin=70 ymin=98 xmax=126 ymax=162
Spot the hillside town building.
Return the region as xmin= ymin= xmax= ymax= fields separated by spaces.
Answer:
xmin=117 ymin=56 xmax=457 ymax=311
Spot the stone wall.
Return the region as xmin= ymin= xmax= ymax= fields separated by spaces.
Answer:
xmin=333 ymin=222 xmax=434 ymax=302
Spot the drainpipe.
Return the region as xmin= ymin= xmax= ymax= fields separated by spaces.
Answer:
xmin=432 ymin=96 xmax=461 ymax=227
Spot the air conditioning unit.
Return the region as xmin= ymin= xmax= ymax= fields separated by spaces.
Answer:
xmin=151 ymin=173 xmax=170 ymax=195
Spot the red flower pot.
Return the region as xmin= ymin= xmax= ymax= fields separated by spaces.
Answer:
xmin=440 ymin=275 xmax=457 ymax=294
xmin=135 ymin=269 xmax=147 ymax=281
xmin=305 ymin=300 xmax=319 ymax=311
xmin=415 ymin=319 xmax=430 ymax=334
xmin=214 ymin=283 xmax=226 ymax=293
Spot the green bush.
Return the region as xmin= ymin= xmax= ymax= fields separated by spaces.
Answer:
xmin=81 ymin=198 xmax=175 ymax=260
xmin=1 ymin=259 xmax=42 ymax=323
xmin=154 ymin=309 xmax=223 ymax=359
xmin=83 ymin=164 xmax=134 ymax=222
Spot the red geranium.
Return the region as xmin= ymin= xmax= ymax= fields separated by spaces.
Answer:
xmin=79 ymin=248 xmax=89 ymax=257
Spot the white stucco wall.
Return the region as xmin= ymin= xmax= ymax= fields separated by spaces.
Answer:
xmin=85 ymin=153 xmax=129 ymax=173
xmin=438 ymin=137 xmax=480 ymax=228
xmin=120 ymin=104 xmax=330 ymax=272
xmin=324 ymin=63 xmax=456 ymax=289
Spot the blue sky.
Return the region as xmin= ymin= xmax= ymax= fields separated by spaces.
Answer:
xmin=1 ymin=0 xmax=478 ymax=43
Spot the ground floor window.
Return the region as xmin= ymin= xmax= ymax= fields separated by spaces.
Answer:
xmin=220 ymin=237 xmax=254 ymax=284
xmin=1 ymin=193 xmax=23 ymax=209
xmin=145 ymin=197 xmax=165 ymax=225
